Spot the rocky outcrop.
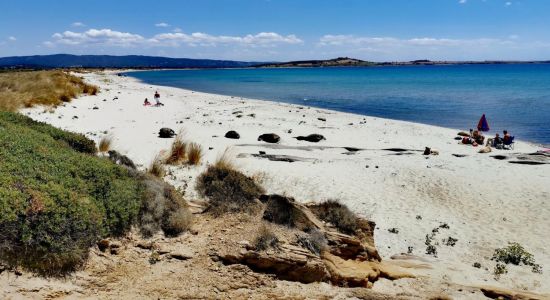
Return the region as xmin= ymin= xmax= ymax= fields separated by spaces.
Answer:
xmin=219 ymin=244 xmax=330 ymax=283
xmin=217 ymin=194 xmax=403 ymax=287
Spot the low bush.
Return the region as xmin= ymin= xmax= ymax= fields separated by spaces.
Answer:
xmin=0 ymin=112 xmax=141 ymax=275
xmin=308 ymin=200 xmax=358 ymax=234
xmin=139 ymin=175 xmax=192 ymax=237
xmin=492 ymin=242 xmax=542 ymax=274
xmin=196 ymin=156 xmax=264 ymax=215
xmin=187 ymin=142 xmax=203 ymax=165
xmin=254 ymin=225 xmax=279 ymax=251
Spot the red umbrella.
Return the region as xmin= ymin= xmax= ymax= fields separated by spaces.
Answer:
xmin=477 ymin=114 xmax=490 ymax=132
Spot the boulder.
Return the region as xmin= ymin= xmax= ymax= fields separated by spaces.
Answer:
xmin=258 ymin=133 xmax=280 ymax=143
xmin=224 ymin=130 xmax=240 ymax=139
xmin=159 ymin=128 xmax=176 ymax=138
xmin=295 ymin=134 xmax=326 ymax=143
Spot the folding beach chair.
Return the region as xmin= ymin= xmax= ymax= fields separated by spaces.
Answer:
xmin=502 ymin=136 xmax=515 ymax=150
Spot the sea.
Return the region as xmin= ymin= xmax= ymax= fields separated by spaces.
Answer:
xmin=127 ymin=64 xmax=550 ymax=146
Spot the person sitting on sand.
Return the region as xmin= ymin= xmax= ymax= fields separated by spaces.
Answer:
xmin=486 ymin=133 xmax=503 ymax=148
xmin=154 ymin=91 xmax=164 ymax=106
xmin=472 ymin=130 xmax=485 ymax=145
xmin=503 ymin=130 xmax=511 ymax=143
xmin=143 ymin=98 xmax=151 ymax=106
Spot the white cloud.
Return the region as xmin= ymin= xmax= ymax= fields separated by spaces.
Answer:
xmin=505 ymin=2 xmax=512 ymax=6
xmin=173 ymin=27 xmax=183 ymax=33
xmin=150 ymin=31 xmax=303 ymax=47
xmin=316 ymin=34 xmax=537 ymax=61
xmin=46 ymin=28 xmax=303 ymax=49
xmin=51 ymin=29 xmax=145 ymax=46
xmin=155 ymin=22 xmax=170 ymax=28
xmin=71 ymin=22 xmax=86 ymax=27
xmin=8 ymin=36 xmax=16 ymax=41
xmin=459 ymin=0 xmax=467 ymax=4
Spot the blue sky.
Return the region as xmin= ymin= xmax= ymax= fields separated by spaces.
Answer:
xmin=1 ymin=0 xmax=549 ymax=61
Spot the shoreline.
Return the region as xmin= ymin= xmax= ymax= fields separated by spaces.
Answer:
xmin=123 ymin=68 xmax=549 ymax=148
xmin=21 ymin=70 xmax=550 ymax=296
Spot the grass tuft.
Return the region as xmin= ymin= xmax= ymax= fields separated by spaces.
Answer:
xmin=148 ymin=154 xmax=166 ymax=178
xmin=187 ymin=142 xmax=203 ymax=165
xmin=165 ymin=135 xmax=187 ymax=165
xmin=98 ymin=135 xmax=113 ymax=153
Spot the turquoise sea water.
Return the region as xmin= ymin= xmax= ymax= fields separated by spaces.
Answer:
xmin=127 ymin=64 xmax=550 ymax=146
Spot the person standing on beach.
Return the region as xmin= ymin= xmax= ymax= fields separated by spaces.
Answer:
xmin=154 ymin=91 xmax=164 ymax=106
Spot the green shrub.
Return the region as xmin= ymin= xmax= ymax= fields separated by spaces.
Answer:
xmin=0 ymin=112 xmax=140 ymax=275
xmin=492 ymin=242 xmax=542 ymax=274
xmin=308 ymin=200 xmax=358 ymax=234
xmin=0 ymin=112 xmax=96 ymax=154
xmin=196 ymin=165 xmax=264 ymax=215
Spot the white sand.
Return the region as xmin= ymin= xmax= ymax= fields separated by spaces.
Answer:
xmin=22 ymin=71 xmax=550 ymax=297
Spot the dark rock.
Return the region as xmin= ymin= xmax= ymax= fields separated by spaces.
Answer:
xmin=159 ymin=127 xmax=176 ymax=138
xmin=295 ymin=134 xmax=326 ymax=143
xmin=225 ymin=130 xmax=240 ymax=139
xmin=423 ymin=147 xmax=431 ymax=155
xmin=259 ymin=151 xmax=266 ymax=155
xmin=258 ymin=133 xmax=280 ymax=143
xmin=97 ymin=239 xmax=110 ymax=252
xmin=317 ymin=117 xmax=326 ymax=122
xmin=452 ymin=154 xmax=468 ymax=158
xmin=93 ymin=106 xmax=99 ymax=110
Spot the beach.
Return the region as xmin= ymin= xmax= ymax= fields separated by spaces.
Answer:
xmin=20 ymin=70 xmax=550 ymax=297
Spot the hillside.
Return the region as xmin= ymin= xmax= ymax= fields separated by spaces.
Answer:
xmin=256 ymin=57 xmax=375 ymax=68
xmin=0 ymin=54 xmax=261 ymax=69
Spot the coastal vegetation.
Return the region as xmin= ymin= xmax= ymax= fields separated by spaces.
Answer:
xmin=0 ymin=112 xmax=190 ymax=275
xmin=0 ymin=70 xmax=98 ymax=111
xmin=196 ymin=152 xmax=264 ymax=215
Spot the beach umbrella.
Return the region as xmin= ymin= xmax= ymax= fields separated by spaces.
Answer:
xmin=477 ymin=114 xmax=490 ymax=132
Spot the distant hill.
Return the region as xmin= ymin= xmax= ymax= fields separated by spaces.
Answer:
xmin=256 ymin=57 xmax=375 ymax=68
xmin=0 ymin=54 xmax=262 ymax=69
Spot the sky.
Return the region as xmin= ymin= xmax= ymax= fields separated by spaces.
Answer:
xmin=1 ymin=0 xmax=549 ymax=62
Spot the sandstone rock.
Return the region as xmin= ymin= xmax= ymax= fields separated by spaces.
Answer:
xmin=257 ymin=133 xmax=280 ymax=144
xmin=295 ymin=134 xmax=326 ymax=143
xmin=224 ymin=130 xmax=240 ymax=139
xmin=219 ymin=244 xmax=330 ymax=283
xmin=135 ymin=241 xmax=155 ymax=250
xmin=170 ymin=250 xmax=194 ymax=260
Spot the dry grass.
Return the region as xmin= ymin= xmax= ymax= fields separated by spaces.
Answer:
xmin=214 ymin=148 xmax=237 ymax=170
xmin=0 ymin=70 xmax=99 ymax=111
xmin=254 ymin=224 xmax=280 ymax=251
xmin=187 ymin=142 xmax=203 ymax=165
xmin=98 ymin=135 xmax=113 ymax=152
xmin=148 ymin=154 xmax=166 ymax=178
xmin=165 ymin=135 xmax=187 ymax=165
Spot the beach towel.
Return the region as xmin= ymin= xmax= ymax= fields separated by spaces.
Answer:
xmin=477 ymin=114 xmax=490 ymax=132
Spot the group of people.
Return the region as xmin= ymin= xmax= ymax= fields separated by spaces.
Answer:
xmin=461 ymin=128 xmax=513 ymax=149
xmin=143 ymin=91 xmax=164 ymax=107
